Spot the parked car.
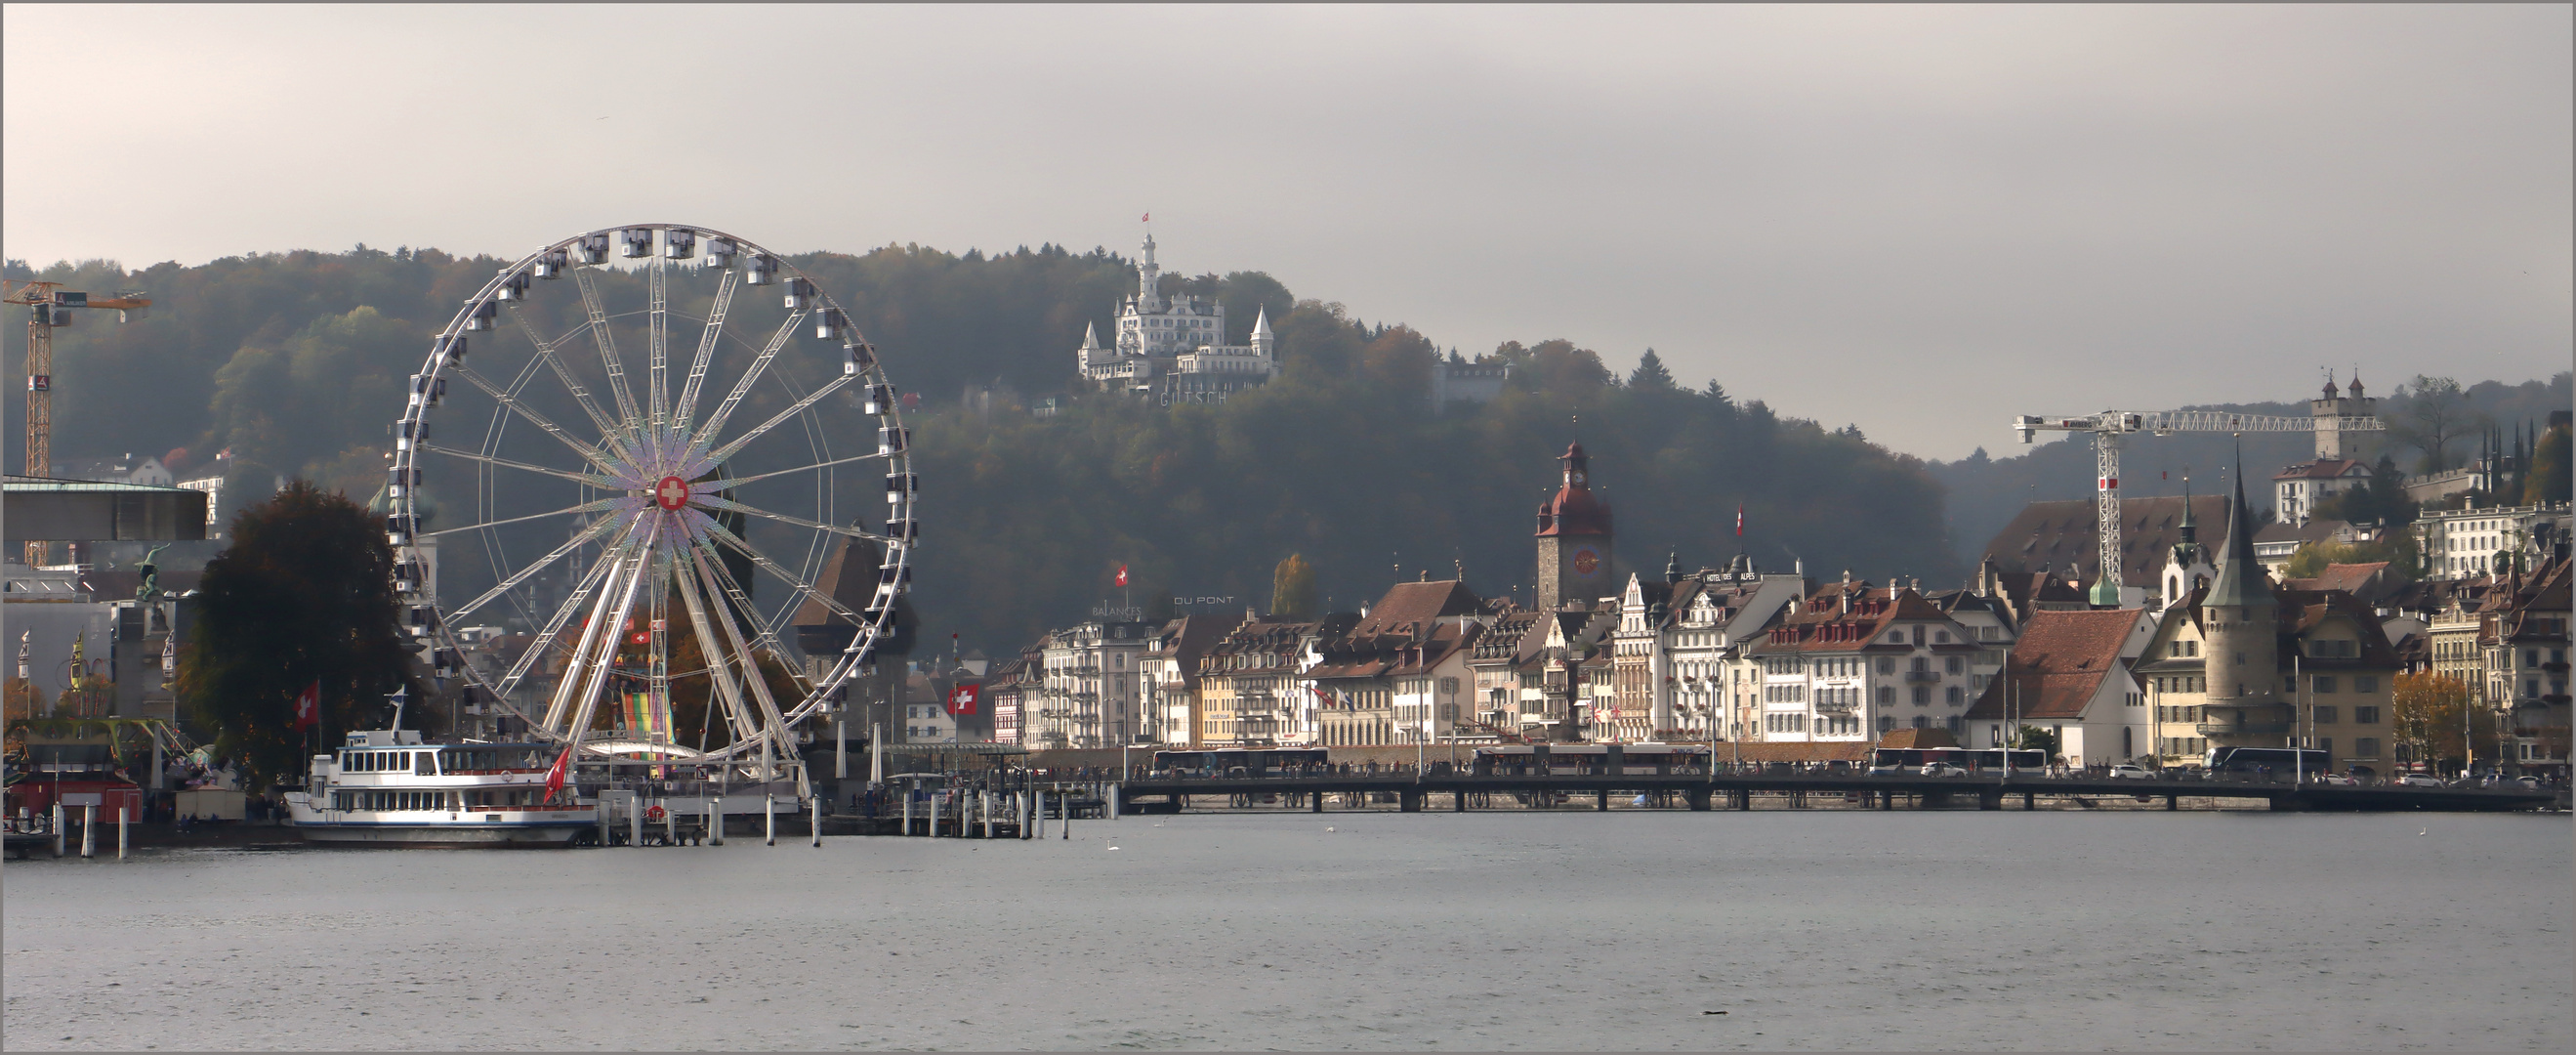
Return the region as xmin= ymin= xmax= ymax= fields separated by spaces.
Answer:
xmin=2510 ymin=776 xmax=2542 ymax=789
xmin=2312 ymin=773 xmax=2358 ymax=786
xmin=2107 ymin=764 xmax=2155 ymax=781
xmin=1920 ymin=762 xmax=1969 ymax=778
xmin=2397 ymin=774 xmax=2444 ymax=788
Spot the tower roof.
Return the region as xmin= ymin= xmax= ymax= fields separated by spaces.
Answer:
xmin=1250 ymin=306 xmax=1272 ymax=341
xmin=2205 ymin=444 xmax=2275 ymax=610
xmin=1536 ymin=442 xmax=1611 ymax=537
xmin=1080 ymin=322 xmax=1100 ymax=351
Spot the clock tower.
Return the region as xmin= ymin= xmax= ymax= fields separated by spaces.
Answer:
xmin=1534 ymin=442 xmax=1614 ymax=612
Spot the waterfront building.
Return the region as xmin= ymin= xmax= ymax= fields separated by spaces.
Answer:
xmin=2140 ymin=578 xmax=2401 ymax=774
xmin=2476 ymin=547 xmax=2572 ymax=777
xmin=985 ymin=645 xmax=1039 ymax=747
xmin=1028 ymin=618 xmax=1154 ymax=748
xmin=1309 ymin=580 xmax=1485 ymax=746
xmin=1196 ymin=614 xmax=1316 ymax=746
xmin=2411 ymin=501 xmax=2573 ymax=581
xmin=1466 ymin=608 xmax=1547 ymax=739
xmin=1138 ymin=614 xmax=1233 ymax=746
xmin=1533 ymin=443 xmax=1615 ymax=613
xmin=1963 ymin=608 xmax=2156 ymax=765
xmin=1075 ymin=233 xmax=1279 ymax=404
xmin=1609 ymin=554 xmax=1808 ymax=742
xmin=2191 ymin=455 xmax=2295 ymax=756
xmin=1736 ymin=579 xmax=1985 ymax=744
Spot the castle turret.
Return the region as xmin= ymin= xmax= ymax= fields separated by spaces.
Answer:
xmin=2199 ymin=447 xmax=2287 ymax=748
xmin=1250 ymin=306 xmax=1274 ymax=356
xmin=2309 ymin=368 xmax=2377 ymax=460
xmin=1137 ymin=232 xmax=1162 ymax=315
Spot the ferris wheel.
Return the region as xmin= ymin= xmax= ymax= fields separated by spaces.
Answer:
xmin=388 ymin=224 xmax=913 ymax=781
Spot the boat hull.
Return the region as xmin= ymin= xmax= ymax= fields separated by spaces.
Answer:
xmin=292 ymin=823 xmax=590 ymax=848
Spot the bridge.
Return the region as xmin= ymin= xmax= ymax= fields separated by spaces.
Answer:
xmin=1118 ymin=772 xmax=2563 ymax=814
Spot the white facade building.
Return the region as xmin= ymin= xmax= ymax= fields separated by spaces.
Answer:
xmin=1077 ymin=233 xmax=1279 ymax=404
xmin=2412 ymin=503 xmax=2572 ymax=580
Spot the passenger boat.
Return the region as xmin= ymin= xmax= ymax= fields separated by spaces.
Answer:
xmin=281 ymin=729 xmax=595 ymax=848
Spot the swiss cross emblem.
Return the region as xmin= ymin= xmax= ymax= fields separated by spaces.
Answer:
xmin=654 ymin=475 xmax=690 ymax=511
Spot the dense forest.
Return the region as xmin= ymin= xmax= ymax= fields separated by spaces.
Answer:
xmin=5 ymin=246 xmax=2558 ymax=654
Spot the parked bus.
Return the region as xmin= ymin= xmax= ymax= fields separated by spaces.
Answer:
xmin=1473 ymin=743 xmax=1712 ymax=776
xmin=2203 ymin=746 xmax=2331 ymax=778
xmin=1868 ymin=746 xmax=2048 ymax=774
xmin=1148 ymin=747 xmax=1328 ymax=777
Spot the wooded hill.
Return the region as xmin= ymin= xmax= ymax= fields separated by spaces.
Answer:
xmin=2 ymin=245 xmax=1947 ymax=653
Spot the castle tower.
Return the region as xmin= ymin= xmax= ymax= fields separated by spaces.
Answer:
xmin=2309 ymin=369 xmax=2376 ymax=460
xmin=1250 ymin=306 xmax=1274 ymax=357
xmin=1136 ymin=232 xmax=1163 ymax=315
xmin=2200 ymin=446 xmax=2287 ymax=749
xmin=1534 ymin=442 xmax=1614 ymax=612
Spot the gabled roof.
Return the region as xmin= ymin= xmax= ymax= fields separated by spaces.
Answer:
xmin=2272 ymin=589 xmax=2401 ymax=669
xmin=1349 ymin=579 xmax=1483 ymax=648
xmin=2279 ymin=562 xmax=2390 ymax=600
xmin=1749 ymin=584 xmax=1960 ymax=654
xmin=1964 ymin=609 xmax=2140 ymax=720
xmin=2272 ymin=458 xmax=2369 ymax=481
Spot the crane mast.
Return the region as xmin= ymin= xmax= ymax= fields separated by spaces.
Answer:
xmin=2011 ymin=403 xmax=2383 ymax=607
xmin=3 ymin=280 xmax=152 ymax=565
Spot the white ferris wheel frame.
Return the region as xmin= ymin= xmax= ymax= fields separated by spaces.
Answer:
xmin=389 ymin=223 xmax=914 ymax=771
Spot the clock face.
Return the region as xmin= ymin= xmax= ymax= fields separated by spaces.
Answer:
xmin=1572 ymin=548 xmax=1600 ymax=576
xmin=1571 ymin=470 xmax=1587 ymax=485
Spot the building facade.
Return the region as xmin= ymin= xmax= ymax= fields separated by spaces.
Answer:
xmin=1075 ymin=233 xmax=1279 ymax=404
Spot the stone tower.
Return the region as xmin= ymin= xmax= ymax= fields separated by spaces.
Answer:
xmin=2199 ymin=448 xmax=2288 ymax=749
xmin=1534 ymin=442 xmax=1614 ymax=612
xmin=2309 ymin=370 xmax=2375 ymax=460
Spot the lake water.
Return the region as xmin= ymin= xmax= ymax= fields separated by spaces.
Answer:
xmin=4 ymin=810 xmax=2569 ymax=1050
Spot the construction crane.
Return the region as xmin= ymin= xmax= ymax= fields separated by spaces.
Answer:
xmin=2011 ymin=396 xmax=2382 ymax=607
xmin=2 ymin=280 xmax=152 ymax=565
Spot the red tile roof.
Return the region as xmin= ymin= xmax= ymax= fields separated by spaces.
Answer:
xmin=1964 ymin=608 xmax=2140 ymax=720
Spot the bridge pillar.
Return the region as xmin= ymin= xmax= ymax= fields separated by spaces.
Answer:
xmin=1880 ymin=790 xmax=1893 ymax=811
xmin=1735 ymin=788 xmax=1751 ymax=811
xmin=1310 ymin=792 xmax=1323 ymax=813
xmin=1686 ymin=788 xmax=1711 ymax=811
xmin=1978 ymin=788 xmax=2003 ymax=811
xmin=2268 ymin=794 xmax=2299 ymax=812
xmin=2022 ymin=791 xmax=2035 ymax=811
xmin=1399 ymin=790 xmax=1424 ymax=813
xmin=1596 ymin=789 xmax=1609 ymax=812
xmin=2165 ymin=793 xmax=2178 ymax=811
xmin=1454 ymin=789 xmax=1468 ymax=812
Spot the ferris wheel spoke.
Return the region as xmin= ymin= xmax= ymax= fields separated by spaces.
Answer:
xmin=426 ymin=498 xmax=622 ymax=539
xmin=418 ymin=443 xmax=616 ymax=488
xmin=442 ymin=363 xmax=623 ymax=477
xmin=690 ymin=310 xmax=808 ymax=461
xmin=490 ymin=529 xmax=631 ymax=703
xmin=685 ymin=546 xmax=800 ymax=764
xmin=672 ymin=269 xmax=739 ymax=435
xmin=691 ymin=449 xmax=891 ymax=492
xmin=442 ymin=510 xmax=628 ymax=622
xmin=672 ymin=548 xmax=764 ymax=749
xmin=646 ymin=258 xmax=671 ymax=433
xmin=539 ymin=527 xmax=645 ymax=733
xmin=691 ymin=512 xmax=872 ymax=640
xmin=553 ymin=523 xmax=657 ymax=741
xmin=575 ymin=269 xmax=646 ymax=442
xmin=508 ymin=307 xmax=626 ymax=445
xmin=696 ymin=372 xmax=856 ymax=471
xmin=691 ymin=495 xmax=892 ymax=543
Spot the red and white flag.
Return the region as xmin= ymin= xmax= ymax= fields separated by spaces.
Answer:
xmin=946 ymin=683 xmax=981 ymax=717
xmin=292 ymin=681 xmax=320 ymax=731
xmin=1735 ymin=502 xmax=1746 ymax=538
xmin=1141 ymin=212 xmax=1150 ymax=224
xmin=542 ymin=745 xmax=572 ymax=802
xmin=1114 ymin=565 xmax=1129 ymax=588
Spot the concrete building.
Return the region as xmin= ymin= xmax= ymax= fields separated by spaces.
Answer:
xmin=1737 ymin=579 xmax=1988 ymax=745
xmin=1030 ymin=618 xmax=1155 ymax=748
xmin=2412 ymin=502 xmax=2572 ymax=581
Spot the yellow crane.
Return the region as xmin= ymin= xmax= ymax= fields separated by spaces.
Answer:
xmin=2 ymin=280 xmax=152 ymax=565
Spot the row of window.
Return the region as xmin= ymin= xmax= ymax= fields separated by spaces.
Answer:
xmin=333 ymin=790 xmax=456 ymax=812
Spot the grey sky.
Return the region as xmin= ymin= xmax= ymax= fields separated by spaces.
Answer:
xmin=6 ymin=4 xmax=2567 ymax=459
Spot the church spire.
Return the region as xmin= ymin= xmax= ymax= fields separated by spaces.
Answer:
xmin=2205 ymin=443 xmax=2274 ymax=612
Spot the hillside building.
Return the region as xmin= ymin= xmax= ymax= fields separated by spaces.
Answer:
xmin=1075 ymin=233 xmax=1279 ymax=404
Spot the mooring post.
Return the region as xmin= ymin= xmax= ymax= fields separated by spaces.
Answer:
xmin=711 ymin=798 xmax=725 ymax=845
xmin=811 ymin=794 xmax=822 ymax=847
xmin=117 ymin=804 xmax=129 ymax=861
xmin=666 ymin=801 xmax=678 ymax=845
xmin=766 ymin=794 xmax=776 ymax=846
xmin=631 ymin=794 xmax=644 ymax=848
xmin=1111 ymin=783 xmax=1121 ymax=822
xmin=80 ymin=804 xmax=95 ymax=859
xmin=902 ymin=787 xmax=914 ymax=836
xmin=52 ymin=804 xmax=64 ymax=858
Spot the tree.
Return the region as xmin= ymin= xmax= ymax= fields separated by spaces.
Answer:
xmin=2527 ymin=420 xmax=2571 ymax=505
xmin=2012 ymin=724 xmax=2060 ymax=760
xmin=179 ymin=481 xmax=415 ymax=792
xmin=2387 ymin=375 xmax=2474 ymax=474
xmin=2389 ymin=671 xmax=2492 ymax=775
xmin=1271 ymin=553 xmax=1318 ymax=619
xmin=1629 ymin=348 xmax=1676 ymax=390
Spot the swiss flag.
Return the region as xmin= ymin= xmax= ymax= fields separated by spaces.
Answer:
xmin=292 ymin=681 xmax=320 ymax=731
xmin=1735 ymin=502 xmax=1745 ymax=538
xmin=945 ymin=683 xmax=981 ymax=717
xmin=1114 ymin=565 xmax=1129 ymax=588
xmin=542 ymin=745 xmax=573 ymax=803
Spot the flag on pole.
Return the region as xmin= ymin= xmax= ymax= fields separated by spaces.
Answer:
xmin=1736 ymin=502 xmax=1746 ymax=537
xmin=1115 ymin=565 xmax=1129 ymax=588
xmin=542 ymin=745 xmax=572 ymax=802
xmin=946 ymin=683 xmax=981 ymax=717
xmin=1142 ymin=212 xmax=1150 ymax=224
xmin=292 ymin=680 xmax=320 ymax=731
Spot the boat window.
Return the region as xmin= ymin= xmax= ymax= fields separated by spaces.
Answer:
xmin=416 ymin=752 xmax=436 ymax=777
